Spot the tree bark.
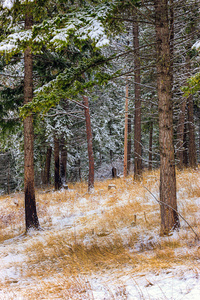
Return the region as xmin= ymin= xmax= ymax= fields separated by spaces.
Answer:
xmin=43 ymin=146 xmax=52 ymax=185
xmin=177 ymin=99 xmax=187 ymax=169
xmin=199 ymin=118 xmax=200 ymax=162
xmin=60 ymin=137 xmax=67 ymax=185
xmin=148 ymin=121 xmax=153 ymax=171
xmin=169 ymin=0 xmax=174 ymax=92
xmin=133 ymin=18 xmax=142 ymax=181
xmin=187 ymin=93 xmax=197 ymax=168
xmin=108 ymin=121 xmax=113 ymax=162
xmin=127 ymin=114 xmax=132 ymax=174
xmin=183 ymin=122 xmax=189 ymax=167
xmin=154 ymin=0 xmax=180 ymax=235
xmin=124 ymin=79 xmax=129 ymax=177
xmin=82 ymin=95 xmax=94 ymax=191
xmin=24 ymin=11 xmax=40 ymax=231
xmin=54 ymin=135 xmax=61 ymax=190
xmin=77 ymin=158 xmax=81 ymax=181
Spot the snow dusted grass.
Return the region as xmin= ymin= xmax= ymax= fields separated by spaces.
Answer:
xmin=0 ymin=168 xmax=199 ymax=299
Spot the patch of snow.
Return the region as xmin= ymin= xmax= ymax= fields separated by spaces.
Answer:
xmin=192 ymin=40 xmax=200 ymax=50
xmin=89 ymin=268 xmax=200 ymax=300
xmin=0 ymin=30 xmax=32 ymax=53
xmin=2 ymin=0 xmax=14 ymax=9
xmin=2 ymin=253 xmax=25 ymax=264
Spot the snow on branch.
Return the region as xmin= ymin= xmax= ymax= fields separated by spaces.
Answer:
xmin=0 ymin=30 xmax=32 ymax=53
xmin=32 ymin=4 xmax=113 ymax=51
xmin=2 ymin=0 xmax=14 ymax=9
xmin=0 ymin=3 xmax=114 ymax=55
xmin=2 ymin=0 xmax=34 ymax=9
xmin=192 ymin=40 xmax=200 ymax=50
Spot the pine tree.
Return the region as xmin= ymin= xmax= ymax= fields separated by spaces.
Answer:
xmin=82 ymin=94 xmax=94 ymax=191
xmin=23 ymin=7 xmax=40 ymax=230
xmin=133 ymin=15 xmax=142 ymax=180
xmin=154 ymin=0 xmax=180 ymax=235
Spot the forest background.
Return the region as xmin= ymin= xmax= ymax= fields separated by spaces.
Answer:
xmin=0 ymin=0 xmax=200 ymax=236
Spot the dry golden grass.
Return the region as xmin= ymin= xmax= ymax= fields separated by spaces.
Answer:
xmin=177 ymin=168 xmax=200 ymax=198
xmin=0 ymin=168 xmax=199 ymax=299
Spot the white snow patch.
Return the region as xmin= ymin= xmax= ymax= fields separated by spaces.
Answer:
xmin=2 ymin=0 xmax=14 ymax=9
xmin=0 ymin=30 xmax=32 ymax=52
xmin=89 ymin=268 xmax=200 ymax=300
xmin=2 ymin=253 xmax=25 ymax=264
xmin=192 ymin=40 xmax=200 ymax=50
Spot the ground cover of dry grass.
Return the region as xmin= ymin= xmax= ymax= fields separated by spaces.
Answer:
xmin=0 ymin=168 xmax=199 ymax=299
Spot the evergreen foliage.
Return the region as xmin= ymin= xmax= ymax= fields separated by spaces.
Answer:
xmin=0 ymin=0 xmax=199 ymax=195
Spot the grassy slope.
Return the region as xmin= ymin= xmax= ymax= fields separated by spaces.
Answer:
xmin=0 ymin=169 xmax=199 ymax=299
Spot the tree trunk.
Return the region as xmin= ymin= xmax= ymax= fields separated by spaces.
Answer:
xmin=7 ymin=160 xmax=10 ymax=195
xmin=154 ymin=0 xmax=180 ymax=235
xmin=109 ymin=121 xmax=113 ymax=162
xmin=127 ymin=114 xmax=132 ymax=174
xmin=133 ymin=18 xmax=142 ymax=181
xmin=77 ymin=158 xmax=81 ymax=181
xmin=43 ymin=146 xmax=52 ymax=185
xmin=187 ymin=94 xmax=197 ymax=168
xmin=24 ymin=11 xmax=40 ymax=231
xmin=183 ymin=122 xmax=189 ymax=167
xmin=54 ymin=135 xmax=61 ymax=190
xmin=177 ymin=99 xmax=187 ymax=169
xmin=60 ymin=137 xmax=67 ymax=185
xmin=82 ymin=95 xmax=94 ymax=191
xmin=169 ymin=0 xmax=174 ymax=92
xmin=185 ymin=8 xmax=197 ymax=169
xmin=124 ymin=79 xmax=129 ymax=177
xmin=199 ymin=118 xmax=200 ymax=162
xmin=148 ymin=121 xmax=153 ymax=171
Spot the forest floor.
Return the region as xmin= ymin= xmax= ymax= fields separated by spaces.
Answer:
xmin=0 ymin=168 xmax=199 ymax=299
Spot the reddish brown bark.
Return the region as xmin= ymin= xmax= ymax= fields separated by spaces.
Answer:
xmin=177 ymin=99 xmax=187 ymax=169
xmin=43 ymin=146 xmax=52 ymax=185
xmin=187 ymin=94 xmax=197 ymax=168
xmin=183 ymin=122 xmax=189 ymax=167
xmin=124 ymin=79 xmax=129 ymax=177
xmin=60 ymin=138 xmax=67 ymax=185
xmin=82 ymin=95 xmax=94 ymax=191
xmin=133 ymin=18 xmax=142 ymax=181
xmin=178 ymin=55 xmax=197 ymax=169
xmin=54 ymin=135 xmax=61 ymax=190
xmin=154 ymin=0 xmax=180 ymax=235
xmin=148 ymin=121 xmax=153 ymax=171
xmin=127 ymin=114 xmax=132 ymax=174
xmin=24 ymin=11 xmax=40 ymax=231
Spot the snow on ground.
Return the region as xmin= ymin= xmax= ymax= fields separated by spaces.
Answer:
xmin=0 ymin=174 xmax=200 ymax=299
xmin=0 ymin=248 xmax=199 ymax=300
xmin=90 ymin=267 xmax=200 ymax=300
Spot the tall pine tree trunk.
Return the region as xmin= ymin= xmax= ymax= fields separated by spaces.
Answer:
xmin=60 ymin=137 xmax=67 ymax=185
xmin=177 ymin=99 xmax=187 ymax=169
xmin=54 ymin=135 xmax=61 ymax=190
xmin=185 ymin=5 xmax=198 ymax=169
xmin=199 ymin=118 xmax=200 ymax=162
xmin=124 ymin=79 xmax=129 ymax=177
xmin=82 ymin=95 xmax=94 ymax=191
xmin=43 ymin=146 xmax=52 ymax=185
xmin=186 ymin=55 xmax=197 ymax=168
xmin=154 ymin=0 xmax=180 ymax=235
xmin=127 ymin=114 xmax=132 ymax=174
xmin=148 ymin=121 xmax=153 ymax=171
xmin=133 ymin=18 xmax=142 ymax=180
xmin=187 ymin=94 xmax=197 ymax=168
xmin=24 ymin=11 xmax=40 ymax=231
xmin=183 ymin=122 xmax=189 ymax=167
xmin=108 ymin=121 xmax=113 ymax=162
